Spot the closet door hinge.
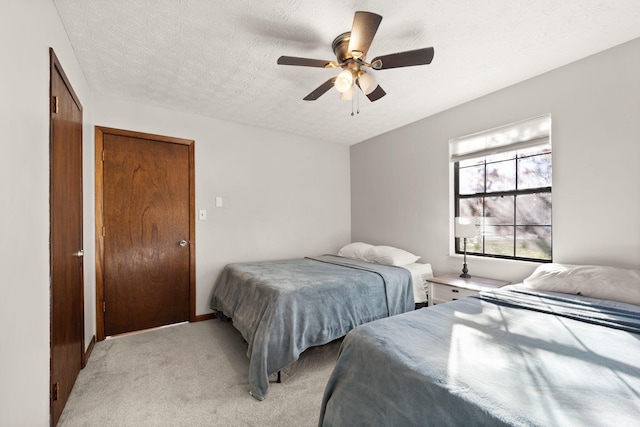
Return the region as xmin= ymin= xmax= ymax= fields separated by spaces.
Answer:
xmin=102 ymin=301 xmax=106 ymax=313
xmin=102 ymin=226 xmax=106 ymax=237
xmin=52 ymin=96 xmax=59 ymax=114
xmin=52 ymin=382 xmax=59 ymax=401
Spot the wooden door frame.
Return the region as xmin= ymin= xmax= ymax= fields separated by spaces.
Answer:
xmin=95 ymin=126 xmax=196 ymax=341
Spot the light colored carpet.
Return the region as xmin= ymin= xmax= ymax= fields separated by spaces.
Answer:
xmin=58 ymin=320 xmax=342 ymax=426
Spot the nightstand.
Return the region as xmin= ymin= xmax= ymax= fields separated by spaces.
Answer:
xmin=428 ymin=274 xmax=510 ymax=306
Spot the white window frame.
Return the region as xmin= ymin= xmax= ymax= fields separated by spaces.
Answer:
xmin=449 ymin=114 xmax=552 ymax=262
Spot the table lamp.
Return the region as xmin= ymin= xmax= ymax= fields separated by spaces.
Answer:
xmin=455 ymin=217 xmax=476 ymax=278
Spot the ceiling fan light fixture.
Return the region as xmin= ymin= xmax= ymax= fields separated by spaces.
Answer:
xmin=340 ymin=85 xmax=354 ymax=100
xmin=358 ymin=71 xmax=377 ymax=95
xmin=335 ymin=69 xmax=354 ymax=93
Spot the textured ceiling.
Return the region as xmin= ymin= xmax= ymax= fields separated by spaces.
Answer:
xmin=54 ymin=0 xmax=640 ymax=145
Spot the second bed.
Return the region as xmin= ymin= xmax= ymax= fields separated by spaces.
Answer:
xmin=210 ymin=252 xmax=432 ymax=400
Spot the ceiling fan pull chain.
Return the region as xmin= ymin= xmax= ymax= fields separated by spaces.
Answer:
xmin=357 ymin=88 xmax=360 ymax=114
xmin=351 ymin=94 xmax=355 ymax=116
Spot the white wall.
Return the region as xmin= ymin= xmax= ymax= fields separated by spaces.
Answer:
xmin=351 ymin=37 xmax=640 ymax=283
xmin=0 ymin=0 xmax=94 ymax=425
xmin=93 ymin=97 xmax=351 ymax=315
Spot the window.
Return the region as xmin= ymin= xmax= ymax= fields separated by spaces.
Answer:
xmin=450 ymin=115 xmax=552 ymax=262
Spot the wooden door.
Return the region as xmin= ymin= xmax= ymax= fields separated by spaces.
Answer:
xmin=96 ymin=127 xmax=195 ymax=338
xmin=50 ymin=49 xmax=84 ymax=426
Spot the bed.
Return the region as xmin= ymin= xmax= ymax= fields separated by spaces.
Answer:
xmin=319 ymin=263 xmax=640 ymax=426
xmin=209 ymin=244 xmax=432 ymax=401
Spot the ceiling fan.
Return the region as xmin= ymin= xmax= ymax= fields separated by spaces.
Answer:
xmin=277 ymin=11 xmax=435 ymax=103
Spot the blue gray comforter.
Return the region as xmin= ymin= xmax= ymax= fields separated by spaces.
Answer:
xmin=319 ymin=289 xmax=640 ymax=426
xmin=209 ymin=255 xmax=413 ymax=400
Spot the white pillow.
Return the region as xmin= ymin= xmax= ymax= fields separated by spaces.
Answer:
xmin=522 ymin=263 xmax=640 ymax=306
xmin=365 ymin=245 xmax=420 ymax=266
xmin=338 ymin=242 xmax=374 ymax=261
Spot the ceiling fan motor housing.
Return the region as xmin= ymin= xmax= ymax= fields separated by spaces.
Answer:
xmin=332 ymin=32 xmax=355 ymax=63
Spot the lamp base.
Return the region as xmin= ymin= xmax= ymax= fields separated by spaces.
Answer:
xmin=460 ymin=259 xmax=470 ymax=279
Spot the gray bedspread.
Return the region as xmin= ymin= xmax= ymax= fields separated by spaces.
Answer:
xmin=209 ymin=255 xmax=413 ymax=400
xmin=319 ymin=289 xmax=640 ymax=426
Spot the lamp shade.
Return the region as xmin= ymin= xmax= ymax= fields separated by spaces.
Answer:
xmin=334 ymin=69 xmax=353 ymax=93
xmin=340 ymin=85 xmax=354 ymax=100
xmin=357 ymin=71 xmax=377 ymax=95
xmin=455 ymin=217 xmax=476 ymax=238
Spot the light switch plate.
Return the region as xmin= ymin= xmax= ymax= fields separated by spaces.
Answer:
xmin=199 ymin=209 xmax=207 ymax=220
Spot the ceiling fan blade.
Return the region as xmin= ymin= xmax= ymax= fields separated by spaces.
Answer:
xmin=303 ymin=77 xmax=337 ymax=101
xmin=277 ymin=56 xmax=337 ymax=68
xmin=347 ymin=11 xmax=383 ymax=58
xmin=365 ymin=85 xmax=386 ymax=102
xmin=371 ymin=47 xmax=435 ymax=70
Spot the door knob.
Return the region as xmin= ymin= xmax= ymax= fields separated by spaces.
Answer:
xmin=74 ymin=250 xmax=84 ymax=258
xmin=179 ymin=240 xmax=188 ymax=247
